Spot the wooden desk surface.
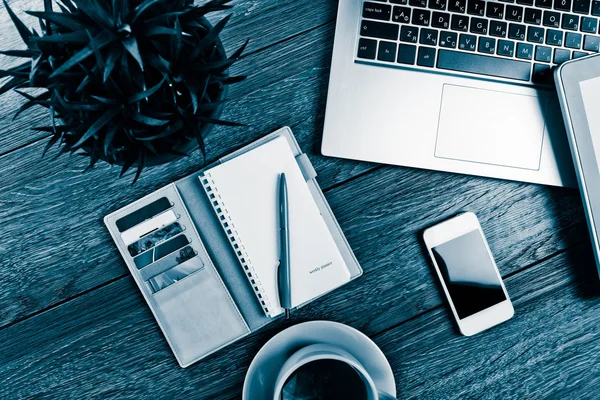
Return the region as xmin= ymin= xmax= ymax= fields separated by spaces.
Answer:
xmin=1 ymin=0 xmax=599 ymax=398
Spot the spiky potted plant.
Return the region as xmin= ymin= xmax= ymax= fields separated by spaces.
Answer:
xmin=0 ymin=0 xmax=247 ymax=182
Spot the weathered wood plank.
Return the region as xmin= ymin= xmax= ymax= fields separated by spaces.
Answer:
xmin=375 ymin=243 xmax=600 ymax=399
xmin=0 ymin=239 xmax=594 ymax=398
xmin=0 ymin=22 xmax=377 ymax=328
xmin=0 ymin=0 xmax=338 ymax=154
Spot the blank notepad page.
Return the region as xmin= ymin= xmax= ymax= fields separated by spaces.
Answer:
xmin=201 ymin=136 xmax=350 ymax=317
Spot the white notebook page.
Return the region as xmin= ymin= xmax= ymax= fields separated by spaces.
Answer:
xmin=202 ymin=136 xmax=350 ymax=317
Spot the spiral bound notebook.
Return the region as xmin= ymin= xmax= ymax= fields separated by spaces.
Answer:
xmin=104 ymin=127 xmax=362 ymax=367
xmin=200 ymin=136 xmax=352 ymax=317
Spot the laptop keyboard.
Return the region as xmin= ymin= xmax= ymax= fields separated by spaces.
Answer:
xmin=357 ymin=0 xmax=600 ymax=85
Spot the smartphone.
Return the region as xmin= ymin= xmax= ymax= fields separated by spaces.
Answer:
xmin=423 ymin=212 xmax=514 ymax=336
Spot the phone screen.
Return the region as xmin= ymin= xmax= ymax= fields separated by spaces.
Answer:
xmin=432 ymin=229 xmax=506 ymax=319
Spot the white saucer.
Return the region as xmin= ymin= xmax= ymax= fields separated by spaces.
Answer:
xmin=242 ymin=320 xmax=396 ymax=399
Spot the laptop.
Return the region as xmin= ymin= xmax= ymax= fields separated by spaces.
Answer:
xmin=321 ymin=0 xmax=600 ymax=187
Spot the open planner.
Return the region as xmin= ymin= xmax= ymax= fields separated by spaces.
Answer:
xmin=104 ymin=127 xmax=363 ymax=367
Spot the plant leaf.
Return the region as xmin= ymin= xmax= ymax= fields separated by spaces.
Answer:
xmin=74 ymin=0 xmax=114 ymax=29
xmin=42 ymin=134 xmax=61 ymax=157
xmin=103 ymin=121 xmax=120 ymax=155
xmin=132 ymin=148 xmax=146 ymax=184
xmin=71 ymin=106 xmax=121 ymax=149
xmin=34 ymin=30 xmax=90 ymax=44
xmin=57 ymin=0 xmax=77 ymax=13
xmin=134 ymin=120 xmax=184 ymax=141
xmin=122 ymin=35 xmax=144 ymax=72
xmin=103 ymin=47 xmax=121 ymax=82
xmin=127 ymin=78 xmax=164 ymax=104
xmin=132 ymin=112 xmax=169 ymax=126
xmin=26 ymin=11 xmax=86 ymax=31
xmin=0 ymin=49 xmax=37 ymax=57
xmin=3 ymin=0 xmax=34 ymax=48
xmin=90 ymin=95 xmax=118 ymax=104
xmin=87 ymin=29 xmax=105 ymax=70
xmin=131 ymin=0 xmax=164 ymax=23
xmin=49 ymin=30 xmax=115 ymax=78
xmin=174 ymin=17 xmax=182 ymax=58
xmin=191 ymin=14 xmax=231 ymax=59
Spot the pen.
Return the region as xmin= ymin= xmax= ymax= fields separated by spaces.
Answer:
xmin=277 ymin=173 xmax=292 ymax=319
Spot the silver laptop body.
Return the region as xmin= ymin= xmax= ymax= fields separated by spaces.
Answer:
xmin=322 ymin=0 xmax=584 ymax=187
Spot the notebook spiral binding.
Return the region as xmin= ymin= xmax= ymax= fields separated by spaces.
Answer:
xmin=200 ymin=172 xmax=273 ymax=316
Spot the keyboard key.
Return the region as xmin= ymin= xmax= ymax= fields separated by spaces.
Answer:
xmin=393 ymin=6 xmax=412 ymax=23
xmin=517 ymin=0 xmax=535 ymax=5
xmin=410 ymin=0 xmax=428 ymax=7
xmin=527 ymin=26 xmax=545 ymax=42
xmin=413 ymin=9 xmax=432 ymax=25
xmin=565 ymin=31 xmax=583 ymax=47
xmin=507 ymin=5 xmax=524 ymax=20
xmin=440 ymin=30 xmax=459 ymax=47
xmin=554 ymin=48 xmax=571 ymax=63
xmin=459 ymin=33 xmax=478 ymax=50
xmin=487 ymin=2 xmax=506 ymax=18
xmin=417 ymin=46 xmax=437 ymax=66
xmin=429 ymin=0 xmax=448 ymax=9
xmin=401 ymin=25 xmax=420 ymax=42
xmin=524 ymin=8 xmax=542 ymax=24
xmin=554 ymin=0 xmax=572 ymax=10
xmin=479 ymin=36 xmax=497 ymax=53
xmin=573 ymin=0 xmax=591 ymax=13
xmin=363 ymin=2 xmax=392 ymax=21
xmin=573 ymin=50 xmax=589 ymax=57
xmin=420 ymin=28 xmax=440 ymax=45
xmin=397 ymin=44 xmax=418 ymax=64
xmin=491 ymin=20 xmax=509 ymax=36
xmin=432 ymin=12 xmax=451 ymax=28
xmin=498 ymin=39 xmax=516 ymax=55
xmin=471 ymin=17 xmax=489 ymax=33
xmin=467 ymin=0 xmax=486 ymax=15
xmin=451 ymin=14 xmax=470 ymax=30
xmin=448 ymin=0 xmax=467 ymax=12
xmin=535 ymin=0 xmax=553 ymax=7
xmin=378 ymin=41 xmax=398 ymax=62
xmin=357 ymin=38 xmax=378 ymax=59
xmin=391 ymin=0 xmax=409 ymax=3
xmin=517 ymin=42 xmax=535 ymax=58
xmin=543 ymin=11 xmax=561 ymax=27
xmin=594 ymin=0 xmax=600 ymax=15
xmin=535 ymin=45 xmax=553 ymax=61
xmin=509 ymin=23 xmax=527 ymax=39
xmin=361 ymin=20 xmax=400 ymax=40
xmin=546 ymin=29 xmax=564 ymax=44
xmin=583 ymin=34 xmax=600 ymax=50
xmin=532 ymin=63 xmax=552 ymax=84
xmin=562 ymin=14 xmax=580 ymax=30
xmin=437 ymin=49 xmax=532 ymax=80
xmin=581 ymin=17 xmax=598 ymax=33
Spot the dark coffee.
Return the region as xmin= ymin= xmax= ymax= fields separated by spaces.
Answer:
xmin=281 ymin=359 xmax=368 ymax=400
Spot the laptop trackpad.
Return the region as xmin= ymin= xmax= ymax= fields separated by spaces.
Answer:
xmin=434 ymin=84 xmax=547 ymax=170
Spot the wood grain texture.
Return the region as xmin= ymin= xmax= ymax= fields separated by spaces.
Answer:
xmin=376 ymin=243 xmax=600 ymax=399
xmin=0 ymin=22 xmax=378 ymax=328
xmin=0 ymin=0 xmax=338 ymax=154
xmin=1 ymin=240 xmax=596 ymax=399
xmin=1 ymin=0 xmax=598 ymax=398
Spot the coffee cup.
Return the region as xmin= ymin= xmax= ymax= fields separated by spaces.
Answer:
xmin=272 ymin=343 xmax=381 ymax=400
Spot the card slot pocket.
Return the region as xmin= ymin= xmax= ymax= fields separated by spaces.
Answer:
xmin=133 ymin=233 xmax=190 ymax=269
xmin=121 ymin=209 xmax=180 ymax=246
xmin=116 ymin=196 xmax=174 ymax=232
xmin=127 ymin=222 xmax=186 ymax=257
xmin=146 ymin=255 xmax=205 ymax=294
xmin=138 ymin=245 xmax=197 ymax=281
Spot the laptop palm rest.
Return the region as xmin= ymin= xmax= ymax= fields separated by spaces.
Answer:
xmin=434 ymin=84 xmax=547 ymax=171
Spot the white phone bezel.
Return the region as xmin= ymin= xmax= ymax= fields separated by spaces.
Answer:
xmin=423 ymin=212 xmax=514 ymax=336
